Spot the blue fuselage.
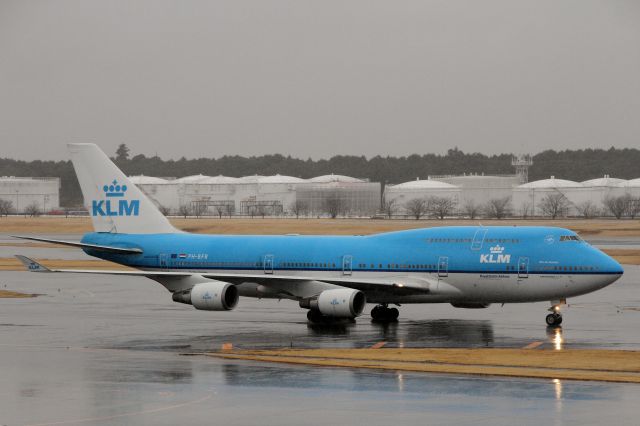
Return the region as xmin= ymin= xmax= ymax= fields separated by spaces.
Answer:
xmin=81 ymin=226 xmax=622 ymax=277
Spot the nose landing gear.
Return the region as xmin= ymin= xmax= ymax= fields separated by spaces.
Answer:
xmin=545 ymin=300 xmax=565 ymax=326
xmin=546 ymin=312 xmax=562 ymax=326
xmin=371 ymin=304 xmax=399 ymax=322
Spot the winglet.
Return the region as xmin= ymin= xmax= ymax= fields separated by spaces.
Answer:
xmin=15 ymin=255 xmax=51 ymax=272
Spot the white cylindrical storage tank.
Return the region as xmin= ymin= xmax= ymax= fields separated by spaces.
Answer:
xmin=0 ymin=177 xmax=60 ymax=213
xmin=617 ymin=178 xmax=640 ymax=199
xmin=296 ymin=174 xmax=381 ymax=217
xmin=173 ymin=174 xmax=210 ymax=184
xmin=249 ymin=175 xmax=306 ymax=216
xmin=384 ymin=179 xmax=461 ymax=215
xmin=189 ymin=175 xmax=241 ymax=216
xmin=579 ymin=175 xmax=627 ymax=215
xmin=129 ymin=175 xmax=175 ymax=212
xmin=513 ymin=176 xmax=583 ymax=216
xmin=307 ymin=174 xmax=364 ymax=184
xmin=431 ymin=175 xmax=520 ymax=208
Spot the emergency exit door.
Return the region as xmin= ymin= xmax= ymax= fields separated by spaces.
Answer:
xmin=263 ymin=254 xmax=274 ymax=274
xmin=518 ymin=257 xmax=529 ymax=279
xmin=438 ymin=256 xmax=449 ymax=278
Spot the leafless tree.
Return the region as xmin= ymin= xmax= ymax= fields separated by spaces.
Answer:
xmin=382 ymin=198 xmax=397 ymax=219
xmin=576 ymin=200 xmax=599 ymax=219
xmin=289 ymin=199 xmax=308 ymax=219
xmin=256 ymin=204 xmax=267 ymax=218
xmin=224 ymin=203 xmax=234 ymax=218
xmin=626 ymin=197 xmax=640 ymax=219
xmin=604 ymin=195 xmax=629 ymax=219
xmin=484 ymin=196 xmax=512 ymax=219
xmin=178 ymin=204 xmax=191 ymax=218
xmin=539 ymin=193 xmax=570 ymax=219
xmin=428 ymin=196 xmax=456 ymax=220
xmin=0 ymin=199 xmax=13 ymax=217
xmin=405 ymin=198 xmax=428 ymax=220
xmin=323 ymin=192 xmax=346 ymax=219
xmin=24 ymin=202 xmax=41 ymax=217
xmin=518 ymin=201 xmax=532 ymax=219
xmin=193 ymin=202 xmax=208 ymax=218
xmin=214 ymin=204 xmax=226 ymax=219
xmin=157 ymin=204 xmax=171 ymax=216
xmin=462 ymin=199 xmax=480 ymax=219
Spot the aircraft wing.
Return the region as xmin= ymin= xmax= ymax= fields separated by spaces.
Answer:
xmin=15 ymin=255 xmax=434 ymax=296
xmin=15 ymin=255 xmax=186 ymax=275
xmin=201 ymin=271 xmax=433 ymax=295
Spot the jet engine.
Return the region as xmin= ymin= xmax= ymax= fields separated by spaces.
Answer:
xmin=301 ymin=288 xmax=366 ymax=318
xmin=172 ymin=281 xmax=239 ymax=311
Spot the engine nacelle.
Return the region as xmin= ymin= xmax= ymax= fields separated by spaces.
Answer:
xmin=305 ymin=289 xmax=366 ymax=318
xmin=451 ymin=302 xmax=491 ymax=309
xmin=173 ymin=281 xmax=239 ymax=311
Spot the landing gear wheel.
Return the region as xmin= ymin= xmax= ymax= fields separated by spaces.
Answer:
xmin=545 ymin=313 xmax=562 ymax=326
xmin=371 ymin=305 xmax=399 ymax=322
xmin=306 ymin=309 xmax=354 ymax=324
xmin=307 ymin=309 xmax=325 ymax=323
xmin=388 ymin=308 xmax=399 ymax=321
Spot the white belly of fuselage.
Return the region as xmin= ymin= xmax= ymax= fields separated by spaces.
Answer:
xmin=152 ymin=267 xmax=620 ymax=304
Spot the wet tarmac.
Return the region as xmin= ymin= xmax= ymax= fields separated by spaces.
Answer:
xmin=1 ymin=239 xmax=640 ymax=425
xmin=585 ymin=236 xmax=640 ymax=250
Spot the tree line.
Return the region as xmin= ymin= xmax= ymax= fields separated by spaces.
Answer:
xmin=1 ymin=144 xmax=639 ymax=207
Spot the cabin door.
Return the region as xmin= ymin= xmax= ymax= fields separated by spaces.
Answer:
xmin=342 ymin=255 xmax=353 ymax=276
xmin=438 ymin=256 xmax=449 ymax=278
xmin=518 ymin=257 xmax=529 ymax=279
xmin=159 ymin=253 xmax=169 ymax=270
xmin=263 ymin=254 xmax=274 ymax=274
xmin=471 ymin=228 xmax=488 ymax=250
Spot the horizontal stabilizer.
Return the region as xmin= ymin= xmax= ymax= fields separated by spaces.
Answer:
xmin=11 ymin=236 xmax=143 ymax=255
xmin=15 ymin=255 xmax=51 ymax=272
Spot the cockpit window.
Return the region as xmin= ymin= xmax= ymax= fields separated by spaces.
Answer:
xmin=560 ymin=235 xmax=582 ymax=242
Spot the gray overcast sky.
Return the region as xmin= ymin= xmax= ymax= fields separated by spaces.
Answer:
xmin=1 ymin=1 xmax=639 ymax=161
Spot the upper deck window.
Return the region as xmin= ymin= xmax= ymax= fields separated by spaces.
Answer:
xmin=560 ymin=235 xmax=581 ymax=242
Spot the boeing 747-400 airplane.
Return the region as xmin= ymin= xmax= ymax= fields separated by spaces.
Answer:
xmin=16 ymin=144 xmax=623 ymax=326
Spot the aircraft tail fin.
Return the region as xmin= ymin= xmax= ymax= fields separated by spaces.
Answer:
xmin=67 ymin=143 xmax=178 ymax=234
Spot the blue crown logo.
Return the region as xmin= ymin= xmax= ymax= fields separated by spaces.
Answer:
xmin=102 ymin=180 xmax=128 ymax=197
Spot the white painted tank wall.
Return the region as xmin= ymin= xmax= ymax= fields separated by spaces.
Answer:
xmin=0 ymin=177 xmax=60 ymax=212
xmin=135 ymin=182 xmax=299 ymax=214
xmin=384 ymin=179 xmax=462 ymax=215
xmin=511 ymin=176 xmax=630 ymax=216
xmin=133 ymin=175 xmax=379 ymax=216
xmin=296 ymin=181 xmax=381 ymax=216
xmin=616 ymin=179 xmax=640 ymax=199
xmin=432 ymin=175 xmax=520 ymax=207
xmin=132 ymin=173 xmax=640 ymax=218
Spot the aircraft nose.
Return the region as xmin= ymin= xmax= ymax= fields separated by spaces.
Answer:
xmin=601 ymin=250 xmax=624 ymax=275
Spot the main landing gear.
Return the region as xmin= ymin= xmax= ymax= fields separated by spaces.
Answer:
xmin=306 ymin=309 xmax=356 ymax=325
xmin=371 ymin=304 xmax=399 ymax=322
xmin=545 ymin=300 xmax=565 ymax=327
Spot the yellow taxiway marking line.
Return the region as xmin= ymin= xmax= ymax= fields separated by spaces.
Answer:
xmin=371 ymin=341 xmax=387 ymax=349
xmin=523 ymin=341 xmax=544 ymax=349
xmin=207 ymin=348 xmax=640 ymax=383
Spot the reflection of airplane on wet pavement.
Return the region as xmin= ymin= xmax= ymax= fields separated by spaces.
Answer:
xmin=15 ymin=143 xmax=623 ymax=327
